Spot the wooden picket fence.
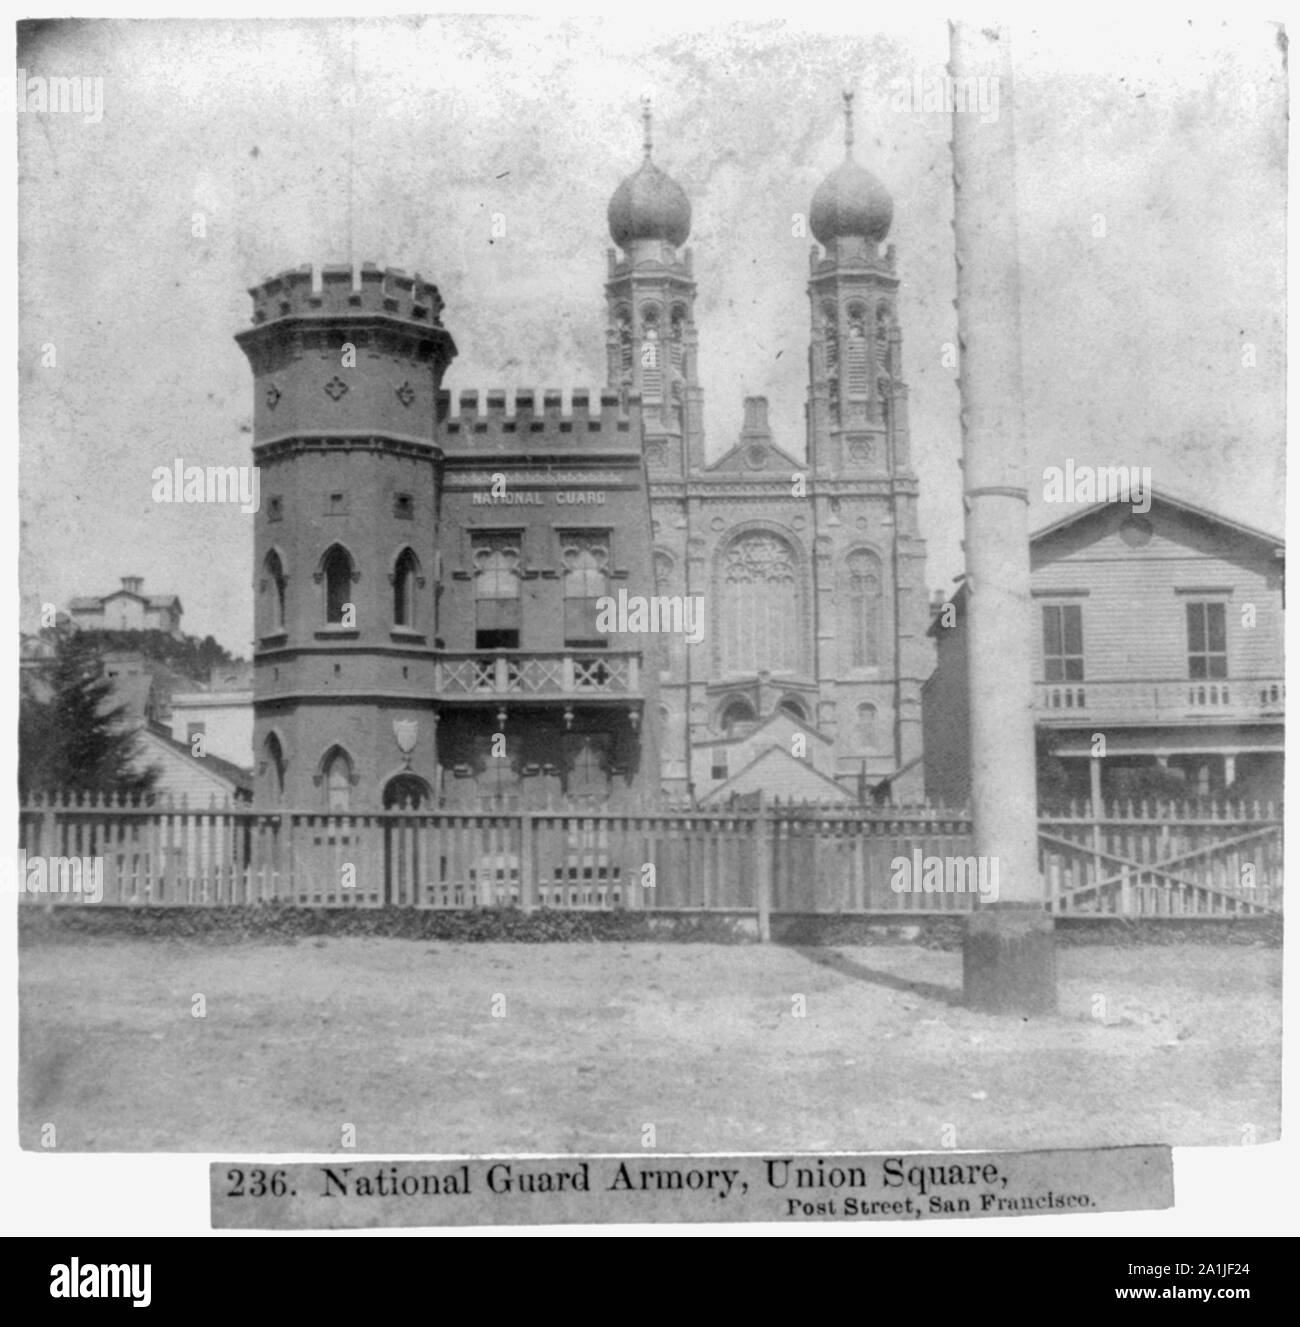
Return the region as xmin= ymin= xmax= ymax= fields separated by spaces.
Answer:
xmin=15 ymin=793 xmax=1282 ymax=921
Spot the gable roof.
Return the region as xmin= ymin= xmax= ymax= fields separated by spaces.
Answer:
xmin=138 ymin=723 xmax=253 ymax=797
xmin=1030 ymin=487 xmax=1284 ymax=550
xmin=706 ymin=435 xmax=807 ymax=475
xmin=699 ymin=744 xmax=855 ymax=807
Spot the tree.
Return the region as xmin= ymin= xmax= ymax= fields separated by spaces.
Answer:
xmin=19 ymin=629 xmax=158 ymax=799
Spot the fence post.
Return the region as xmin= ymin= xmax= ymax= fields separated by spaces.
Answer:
xmin=755 ymin=791 xmax=772 ymax=943
xmin=520 ymin=810 xmax=535 ymax=913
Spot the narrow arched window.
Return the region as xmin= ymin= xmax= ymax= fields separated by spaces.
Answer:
xmin=393 ymin=548 xmax=418 ymax=628
xmin=857 ymin=703 xmax=879 ymax=751
xmin=262 ymin=551 xmax=286 ymax=635
xmin=323 ymin=746 xmax=353 ymax=812
xmin=822 ymin=302 xmax=839 ymax=378
xmin=670 ymin=305 xmax=687 ymax=373
xmin=322 ymin=545 xmax=354 ymax=625
xmin=845 ymin=550 xmax=883 ymax=668
xmin=263 ymin=733 xmax=286 ymax=799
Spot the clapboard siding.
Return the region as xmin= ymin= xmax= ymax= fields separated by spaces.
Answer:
xmin=1030 ymin=504 xmax=1283 ymax=682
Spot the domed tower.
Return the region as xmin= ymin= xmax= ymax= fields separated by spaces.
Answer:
xmin=236 ymin=263 xmax=457 ymax=814
xmin=804 ymin=93 xmax=930 ymax=803
xmin=605 ymin=100 xmax=705 ymax=475
xmin=806 ymin=92 xmax=909 ymax=479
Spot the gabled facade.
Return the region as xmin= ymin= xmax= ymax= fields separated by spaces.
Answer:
xmin=924 ymin=492 xmax=1285 ymax=806
xmin=69 ymin=576 xmax=183 ymax=637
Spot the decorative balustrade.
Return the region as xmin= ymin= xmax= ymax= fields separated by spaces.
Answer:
xmin=434 ymin=651 xmax=640 ymax=699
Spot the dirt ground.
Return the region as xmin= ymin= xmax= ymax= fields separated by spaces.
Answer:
xmin=18 ymin=936 xmax=1280 ymax=1153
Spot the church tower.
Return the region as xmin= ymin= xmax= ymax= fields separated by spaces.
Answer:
xmin=604 ymin=101 xmax=706 ymax=475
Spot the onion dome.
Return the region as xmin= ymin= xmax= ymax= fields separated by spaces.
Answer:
xmin=809 ymin=92 xmax=893 ymax=246
xmin=607 ymin=102 xmax=691 ymax=249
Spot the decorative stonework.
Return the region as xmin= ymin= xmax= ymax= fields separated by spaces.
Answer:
xmin=265 ymin=382 xmax=282 ymax=409
xmin=394 ymin=380 xmax=415 ymax=407
xmin=324 ymin=376 xmax=349 ymax=401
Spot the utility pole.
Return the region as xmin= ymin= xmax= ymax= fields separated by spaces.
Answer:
xmin=949 ymin=22 xmax=1057 ymax=1013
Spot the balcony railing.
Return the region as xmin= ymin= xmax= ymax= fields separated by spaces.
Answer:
xmin=435 ymin=650 xmax=641 ymax=699
xmin=1037 ymin=677 xmax=1284 ymax=724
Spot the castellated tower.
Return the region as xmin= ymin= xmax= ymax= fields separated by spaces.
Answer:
xmin=237 ymin=263 xmax=457 ymax=811
xmin=238 ymin=262 xmax=660 ymax=819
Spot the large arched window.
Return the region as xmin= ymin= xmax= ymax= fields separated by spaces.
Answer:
xmin=321 ymin=745 xmax=353 ymax=812
xmin=392 ymin=547 xmax=419 ymax=628
xmin=719 ymin=532 xmax=801 ymax=676
xmin=845 ymin=550 xmax=883 ymax=668
xmin=263 ymin=732 xmax=286 ymax=799
xmin=321 ymin=544 xmax=355 ymax=625
xmin=261 ymin=551 xmax=287 ymax=635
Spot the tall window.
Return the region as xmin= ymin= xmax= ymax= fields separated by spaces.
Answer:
xmin=1186 ymin=602 xmax=1227 ymax=679
xmin=321 ymin=544 xmax=354 ymax=625
xmin=846 ymin=305 xmax=869 ymax=394
xmin=262 ymin=550 xmax=287 ymax=635
xmin=856 ymin=703 xmax=878 ymax=752
xmin=720 ymin=533 xmax=800 ymax=675
xmin=845 ymin=550 xmax=882 ymax=668
xmin=263 ymin=733 xmax=285 ymax=800
xmin=1042 ymin=604 xmax=1084 ymax=681
xmin=392 ymin=548 xmax=419 ymax=628
xmin=322 ymin=746 xmax=352 ymax=812
xmin=472 ymin=533 xmax=521 ymax=649
xmin=875 ymin=302 xmax=892 ymax=372
xmin=719 ymin=697 xmax=757 ymax=738
xmin=670 ymin=305 xmax=687 ymax=373
xmin=562 ymin=533 xmax=610 ymax=647
xmin=640 ymin=306 xmax=661 ymax=401
xmin=565 ymin=735 xmax=611 ymax=802
xmin=615 ymin=305 xmax=632 ymax=379
xmin=822 ymin=302 xmax=839 ymax=377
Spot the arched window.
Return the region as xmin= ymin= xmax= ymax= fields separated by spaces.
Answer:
xmin=778 ymin=698 xmax=807 ymax=723
xmin=719 ymin=532 xmax=801 ymax=676
xmin=561 ymin=533 xmax=610 ymax=647
xmin=640 ymin=306 xmax=661 ymax=401
xmin=392 ymin=548 xmax=419 ymax=628
xmin=846 ymin=305 xmax=869 ymax=394
xmin=263 ymin=732 xmax=286 ymax=799
xmin=719 ymin=697 xmax=758 ymax=738
xmin=565 ymin=735 xmax=610 ymax=801
xmin=321 ymin=544 xmax=354 ymax=625
xmin=845 ymin=550 xmax=883 ymax=668
xmin=262 ymin=551 xmax=287 ymax=635
xmin=472 ymin=533 xmax=521 ymax=649
xmin=856 ymin=703 xmax=879 ymax=751
xmin=321 ymin=746 xmax=353 ymax=812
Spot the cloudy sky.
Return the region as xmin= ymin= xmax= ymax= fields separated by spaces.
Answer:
xmin=17 ymin=14 xmax=1285 ymax=654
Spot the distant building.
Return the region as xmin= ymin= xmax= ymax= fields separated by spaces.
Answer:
xmin=168 ymin=664 xmax=254 ymax=769
xmin=69 ymin=576 xmax=183 ymax=637
xmin=924 ymin=492 xmax=1285 ymax=806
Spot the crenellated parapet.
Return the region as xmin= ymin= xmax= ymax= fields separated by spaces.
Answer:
xmin=246 ymin=262 xmax=447 ymax=327
xmin=438 ymin=388 xmax=643 ymax=451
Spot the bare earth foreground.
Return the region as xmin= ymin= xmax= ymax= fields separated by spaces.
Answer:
xmin=20 ymin=936 xmax=1279 ymax=1153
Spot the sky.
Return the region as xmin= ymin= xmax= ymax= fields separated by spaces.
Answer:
xmin=17 ymin=14 xmax=1286 ymax=656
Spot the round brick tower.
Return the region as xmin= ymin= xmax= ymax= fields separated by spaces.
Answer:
xmin=236 ymin=262 xmax=457 ymax=811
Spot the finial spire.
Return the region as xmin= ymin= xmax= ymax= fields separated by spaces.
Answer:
xmin=641 ymin=93 xmax=653 ymax=161
xmin=843 ymin=89 xmax=855 ymax=157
